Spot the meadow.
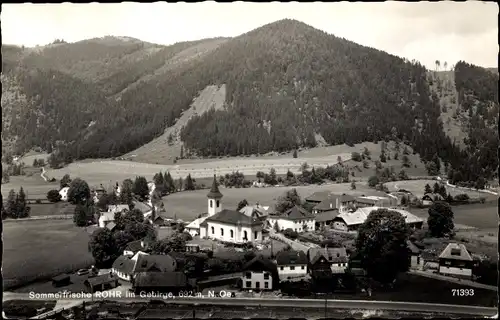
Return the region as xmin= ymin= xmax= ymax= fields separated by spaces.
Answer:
xmin=2 ymin=219 xmax=95 ymax=290
xmin=162 ymin=182 xmax=385 ymax=221
xmin=384 ymin=179 xmax=497 ymax=199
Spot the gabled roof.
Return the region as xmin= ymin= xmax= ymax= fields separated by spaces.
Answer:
xmin=243 ymin=256 xmax=278 ymax=273
xmin=108 ymin=204 xmax=130 ymax=214
xmin=204 ymin=209 xmax=262 ymax=227
xmin=239 ymin=205 xmax=269 ymax=218
xmin=100 ymin=212 xmax=115 ymax=222
xmin=336 ymin=206 xmax=423 ymax=226
xmin=112 ymin=256 xmax=135 ymax=275
xmin=134 ymin=254 xmax=177 ymax=273
xmin=124 ymin=240 xmax=146 ymax=253
xmin=423 ymin=193 xmax=444 ymax=201
xmin=278 ymin=206 xmax=315 ymax=221
xmin=276 ymin=250 xmax=308 ymax=265
xmin=106 ymin=222 xmax=116 ymax=231
xmin=84 ymin=274 xmax=116 ymax=287
xmin=132 ymin=201 xmax=152 ymax=214
xmin=439 ymin=243 xmax=473 ymax=261
xmin=406 ymin=240 xmax=421 ymax=255
xmin=315 ymin=210 xmax=339 ymax=223
xmin=307 ymin=192 xmax=355 ymax=204
xmin=186 ymin=214 xmax=209 ymax=229
xmin=134 ymin=272 xmax=188 ymax=288
xmin=207 ymin=174 xmax=223 ymax=199
xmin=309 ymin=247 xmax=348 ymax=264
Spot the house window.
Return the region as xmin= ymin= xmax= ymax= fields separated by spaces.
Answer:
xmin=290 ymin=266 xmax=295 ymax=271
xmin=246 ymin=281 xmax=251 ymax=288
xmin=216 ymin=200 xmax=220 ymax=207
xmin=211 ymin=226 xmax=215 ymax=234
xmin=230 ymin=230 xmax=234 ymax=238
xmin=221 ymin=228 xmax=224 ymax=236
xmin=254 ymin=231 xmax=258 ymax=240
xmin=244 ymin=231 xmax=248 ymax=240
xmin=301 ymin=266 xmax=305 ymax=270
xmin=246 ymin=272 xmax=251 ymax=279
xmin=264 ymin=282 xmax=269 ymax=289
xmin=210 ymin=200 xmax=213 ymax=208
xmin=264 ymin=273 xmax=269 ymax=280
xmin=280 ymin=266 xmax=284 ymax=271
xmin=255 ymin=282 xmax=260 ymax=289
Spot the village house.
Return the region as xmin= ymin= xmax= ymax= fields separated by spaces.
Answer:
xmin=98 ymin=204 xmax=130 ymax=228
xmin=407 ymin=240 xmax=424 ymax=270
xmin=84 ymin=274 xmax=119 ymax=293
xmin=355 ymin=195 xmax=392 ymax=208
xmin=308 ymin=247 xmax=349 ymax=277
xmin=267 ymin=206 xmax=315 ymax=233
xmin=112 ymin=252 xmax=177 ymax=282
xmin=331 ymin=206 xmax=423 ymax=232
xmin=422 ymin=193 xmax=445 ymax=206
xmin=305 ymin=191 xmax=332 ymax=205
xmin=239 ymin=203 xmax=270 ymax=221
xmin=92 ymin=184 xmax=106 ymax=204
xmin=59 ymin=186 xmax=69 ymax=202
xmin=123 ymin=240 xmax=149 ymax=257
xmin=275 ymin=250 xmax=308 ymax=281
xmin=241 ymin=256 xmax=279 ymax=291
xmin=438 ymin=243 xmax=474 ymax=279
xmin=198 ymin=176 xmax=264 ymax=243
xmin=311 ymin=193 xmax=356 ymax=215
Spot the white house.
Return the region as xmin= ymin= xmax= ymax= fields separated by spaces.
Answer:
xmin=438 ymin=243 xmax=474 ymax=279
xmin=112 ymin=251 xmax=176 ymax=282
xmin=311 ymin=193 xmax=356 ymax=215
xmin=99 ymin=204 xmax=130 ymax=228
xmin=275 ymin=250 xmax=308 ymax=281
xmin=308 ymin=247 xmax=349 ymax=275
xmin=241 ymin=256 xmax=278 ymax=291
xmin=199 ymin=176 xmax=263 ymax=243
xmin=332 ymin=206 xmax=424 ymax=232
xmin=59 ymin=187 xmax=69 ymax=202
xmin=186 ymin=214 xmax=209 ymax=237
xmin=267 ymin=206 xmax=315 ymax=233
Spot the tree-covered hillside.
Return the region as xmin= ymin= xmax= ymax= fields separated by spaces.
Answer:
xmin=1 ymin=20 xmax=496 ymax=186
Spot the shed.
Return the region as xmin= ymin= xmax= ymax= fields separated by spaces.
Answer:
xmin=84 ymin=274 xmax=119 ymax=293
xmin=52 ymin=274 xmax=71 ymax=287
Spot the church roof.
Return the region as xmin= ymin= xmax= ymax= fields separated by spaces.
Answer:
xmin=207 ymin=175 xmax=223 ymax=199
xmin=203 ymin=209 xmax=262 ymax=227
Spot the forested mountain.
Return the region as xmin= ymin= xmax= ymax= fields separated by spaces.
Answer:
xmin=1 ymin=19 xmax=497 ymax=185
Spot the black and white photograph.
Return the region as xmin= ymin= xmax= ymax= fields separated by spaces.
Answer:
xmin=1 ymin=2 xmax=498 ymax=319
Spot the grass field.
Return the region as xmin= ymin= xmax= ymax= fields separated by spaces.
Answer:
xmin=385 ymin=179 xmax=498 ymax=200
xmin=163 ymin=183 xmax=386 ymax=221
xmin=1 ymin=174 xmax=59 ymax=199
xmin=3 ymin=219 xmax=95 ymax=290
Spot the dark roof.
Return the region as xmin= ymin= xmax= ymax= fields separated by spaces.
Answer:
xmin=52 ymin=274 xmax=70 ymax=282
xmin=439 ymin=243 xmax=473 ymax=261
xmin=112 ymin=256 xmax=135 ymax=275
xmin=422 ymin=193 xmax=444 ymax=201
xmin=207 ymin=175 xmax=223 ymax=199
xmin=279 ymin=206 xmax=315 ymax=220
xmin=134 ymin=272 xmax=188 ymax=288
xmin=84 ymin=274 xmax=117 ymax=287
xmin=276 ymin=250 xmax=308 ymax=265
xmin=204 ymin=209 xmax=262 ymax=227
xmin=243 ymin=256 xmax=278 ymax=273
xmin=305 ymin=191 xmax=331 ymax=202
xmin=309 ymin=247 xmax=348 ymax=264
xmin=315 ymin=210 xmax=339 ymax=223
xmin=134 ymin=254 xmax=177 ymax=273
xmin=406 ymin=240 xmax=421 ymax=255
xmin=125 ymin=240 xmax=145 ymax=253
xmin=420 ymin=251 xmax=439 ymax=262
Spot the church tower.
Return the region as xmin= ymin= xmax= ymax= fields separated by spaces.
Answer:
xmin=207 ymin=174 xmax=223 ymax=217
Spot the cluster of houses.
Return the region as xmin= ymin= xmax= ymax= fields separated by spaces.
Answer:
xmin=79 ymin=175 xmax=474 ymax=296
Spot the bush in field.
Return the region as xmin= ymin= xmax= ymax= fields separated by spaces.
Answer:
xmin=283 ymin=228 xmax=299 ymax=240
xmin=47 ymin=189 xmax=62 ymax=202
xmin=351 ymin=152 xmax=362 ymax=162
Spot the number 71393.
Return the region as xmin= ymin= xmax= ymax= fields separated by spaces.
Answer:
xmin=452 ymin=289 xmax=474 ymax=296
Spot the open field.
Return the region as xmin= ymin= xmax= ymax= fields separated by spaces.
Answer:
xmin=385 ymin=179 xmax=498 ymax=200
xmin=163 ymin=183 xmax=386 ymax=221
xmin=3 ymin=219 xmax=95 ymax=290
xmin=1 ymin=174 xmax=59 ymax=199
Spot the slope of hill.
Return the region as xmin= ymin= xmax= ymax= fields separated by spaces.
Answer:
xmin=1 ymin=19 xmax=496 ymax=186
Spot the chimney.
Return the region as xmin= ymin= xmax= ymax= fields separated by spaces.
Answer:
xmin=336 ymin=198 xmax=339 ymax=209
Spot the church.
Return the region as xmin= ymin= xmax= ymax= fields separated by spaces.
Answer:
xmin=192 ymin=175 xmax=263 ymax=243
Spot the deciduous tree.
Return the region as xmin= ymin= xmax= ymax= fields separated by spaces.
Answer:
xmin=427 ymin=202 xmax=455 ymax=237
xmin=67 ymin=178 xmax=91 ymax=205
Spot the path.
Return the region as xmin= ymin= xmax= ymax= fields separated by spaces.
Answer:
xmin=445 ymin=180 xmax=498 ymax=196
xmin=409 ymin=270 xmax=497 ymax=291
xmin=40 ymin=167 xmax=49 ymax=182
xmin=268 ymin=230 xmax=315 ymax=253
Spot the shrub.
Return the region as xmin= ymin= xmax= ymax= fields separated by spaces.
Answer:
xmin=283 ymin=228 xmax=298 ymax=240
xmin=454 ymin=194 xmax=470 ymax=202
xmin=35 ymin=199 xmax=42 ymax=204
xmin=351 ymin=152 xmax=362 ymax=162
xmin=47 ymin=189 xmax=62 ymax=202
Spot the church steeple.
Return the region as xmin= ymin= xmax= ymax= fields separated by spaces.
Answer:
xmin=207 ymin=174 xmax=223 ymax=216
xmin=207 ymin=174 xmax=223 ymax=199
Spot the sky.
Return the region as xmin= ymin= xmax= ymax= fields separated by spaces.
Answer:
xmin=1 ymin=2 xmax=498 ymax=70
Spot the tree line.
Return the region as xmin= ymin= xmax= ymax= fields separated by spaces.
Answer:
xmin=2 ymin=187 xmax=30 ymax=219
